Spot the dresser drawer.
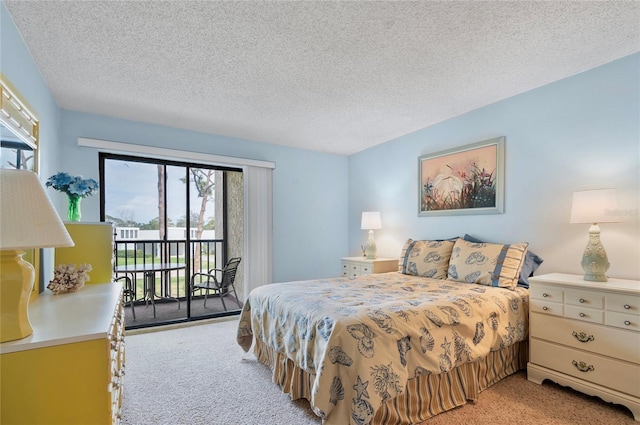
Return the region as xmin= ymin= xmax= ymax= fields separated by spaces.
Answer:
xmin=341 ymin=258 xmax=398 ymax=277
xmin=530 ymin=299 xmax=563 ymax=316
xmin=530 ymin=312 xmax=640 ymax=363
xmin=530 ymin=284 xmax=563 ymax=303
xmin=341 ymin=262 xmax=361 ymax=277
xmin=564 ymin=305 xmax=604 ymax=324
xmin=360 ymin=264 xmax=373 ymax=275
xmin=348 ymin=264 xmax=361 ymax=277
xmin=565 ymin=290 xmax=604 ymax=309
xmin=606 ymin=311 xmax=640 ymax=332
xmin=607 ymin=293 xmax=640 ymax=315
xmin=530 ymin=339 xmax=640 ymax=397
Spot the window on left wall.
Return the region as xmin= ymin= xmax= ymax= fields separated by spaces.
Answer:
xmin=1 ymin=126 xmax=36 ymax=170
xmin=1 ymin=75 xmax=39 ymax=171
xmin=1 ymin=74 xmax=41 ymax=294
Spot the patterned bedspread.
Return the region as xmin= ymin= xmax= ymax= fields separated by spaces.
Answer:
xmin=237 ymin=272 xmax=529 ymax=425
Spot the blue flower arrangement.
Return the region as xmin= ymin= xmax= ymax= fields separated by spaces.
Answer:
xmin=46 ymin=172 xmax=99 ymax=198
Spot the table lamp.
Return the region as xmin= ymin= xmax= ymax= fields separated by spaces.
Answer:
xmin=361 ymin=211 xmax=382 ymax=260
xmin=569 ymin=188 xmax=618 ymax=282
xmin=1 ymin=169 xmax=74 ymax=342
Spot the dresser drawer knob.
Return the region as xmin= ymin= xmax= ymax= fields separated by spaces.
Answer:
xmin=579 ymin=298 xmax=585 ymax=303
xmin=579 ymin=312 xmax=586 ymax=318
xmin=572 ymin=331 xmax=594 ymax=343
xmin=572 ymin=360 xmax=594 ymax=373
xmin=542 ymin=306 xmax=548 ymax=311
xmin=542 ymin=293 xmax=549 ymax=298
xmin=624 ymin=320 xmax=632 ymax=326
xmin=624 ymin=304 xmax=631 ymax=310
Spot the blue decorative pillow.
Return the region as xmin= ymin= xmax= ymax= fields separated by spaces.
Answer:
xmin=463 ymin=234 xmax=543 ymax=288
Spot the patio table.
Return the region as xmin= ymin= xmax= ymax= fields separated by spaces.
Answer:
xmin=115 ymin=263 xmax=186 ymax=318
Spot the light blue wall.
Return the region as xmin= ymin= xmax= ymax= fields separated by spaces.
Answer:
xmin=349 ymin=53 xmax=640 ymax=280
xmin=1 ymin=2 xmax=62 ymax=179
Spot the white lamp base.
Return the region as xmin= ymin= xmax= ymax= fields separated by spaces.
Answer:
xmin=365 ymin=229 xmax=377 ymax=259
xmin=581 ymin=223 xmax=609 ymax=282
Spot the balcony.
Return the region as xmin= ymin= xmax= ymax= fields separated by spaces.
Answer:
xmin=114 ymin=238 xmax=243 ymax=329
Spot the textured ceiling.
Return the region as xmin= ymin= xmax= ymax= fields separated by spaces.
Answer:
xmin=4 ymin=1 xmax=639 ymax=155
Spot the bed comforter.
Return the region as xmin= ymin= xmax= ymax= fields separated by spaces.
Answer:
xmin=237 ymin=272 xmax=529 ymax=425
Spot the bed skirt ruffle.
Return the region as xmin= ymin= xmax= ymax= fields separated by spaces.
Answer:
xmin=253 ymin=339 xmax=528 ymax=424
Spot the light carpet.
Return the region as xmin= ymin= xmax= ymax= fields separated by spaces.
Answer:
xmin=121 ymin=319 xmax=636 ymax=425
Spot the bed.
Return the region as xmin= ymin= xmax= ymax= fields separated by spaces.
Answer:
xmin=237 ymin=238 xmax=535 ymax=425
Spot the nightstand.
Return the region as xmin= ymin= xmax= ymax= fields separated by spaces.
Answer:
xmin=340 ymin=257 xmax=398 ymax=277
xmin=527 ymin=273 xmax=640 ymax=421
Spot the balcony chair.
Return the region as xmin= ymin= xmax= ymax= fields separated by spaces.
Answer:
xmin=115 ymin=275 xmax=136 ymax=320
xmin=191 ymin=257 xmax=241 ymax=311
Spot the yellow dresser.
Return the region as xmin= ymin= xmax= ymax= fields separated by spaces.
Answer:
xmin=0 ymin=282 xmax=125 ymax=424
xmin=55 ymin=222 xmax=115 ymax=284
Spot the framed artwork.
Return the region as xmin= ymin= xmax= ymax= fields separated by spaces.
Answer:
xmin=418 ymin=137 xmax=504 ymax=216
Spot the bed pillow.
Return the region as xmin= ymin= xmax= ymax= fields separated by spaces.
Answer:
xmin=463 ymin=234 xmax=543 ymax=288
xmin=447 ymin=238 xmax=528 ymax=290
xmin=399 ymin=238 xmax=455 ymax=279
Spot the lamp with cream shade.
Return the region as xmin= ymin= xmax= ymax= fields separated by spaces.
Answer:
xmin=569 ymin=188 xmax=618 ymax=282
xmin=0 ymin=169 xmax=74 ymax=342
xmin=361 ymin=211 xmax=382 ymax=260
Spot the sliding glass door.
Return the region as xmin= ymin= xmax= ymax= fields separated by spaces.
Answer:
xmin=100 ymin=153 xmax=243 ymax=329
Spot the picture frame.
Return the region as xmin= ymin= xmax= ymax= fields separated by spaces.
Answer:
xmin=418 ymin=137 xmax=504 ymax=216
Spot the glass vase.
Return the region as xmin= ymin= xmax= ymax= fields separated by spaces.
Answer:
xmin=67 ymin=195 xmax=82 ymax=222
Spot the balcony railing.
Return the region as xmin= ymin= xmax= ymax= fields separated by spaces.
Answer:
xmin=114 ymin=238 xmax=225 ymax=303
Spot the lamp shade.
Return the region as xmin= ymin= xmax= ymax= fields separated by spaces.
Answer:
xmin=361 ymin=211 xmax=382 ymax=230
xmin=0 ymin=169 xmax=74 ymax=250
xmin=569 ymin=189 xmax=619 ymax=224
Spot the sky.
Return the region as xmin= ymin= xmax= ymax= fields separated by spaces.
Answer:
xmin=104 ymin=159 xmax=214 ymax=225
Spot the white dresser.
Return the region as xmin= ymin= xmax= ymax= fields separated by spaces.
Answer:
xmin=528 ymin=273 xmax=640 ymax=421
xmin=340 ymin=257 xmax=398 ymax=277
